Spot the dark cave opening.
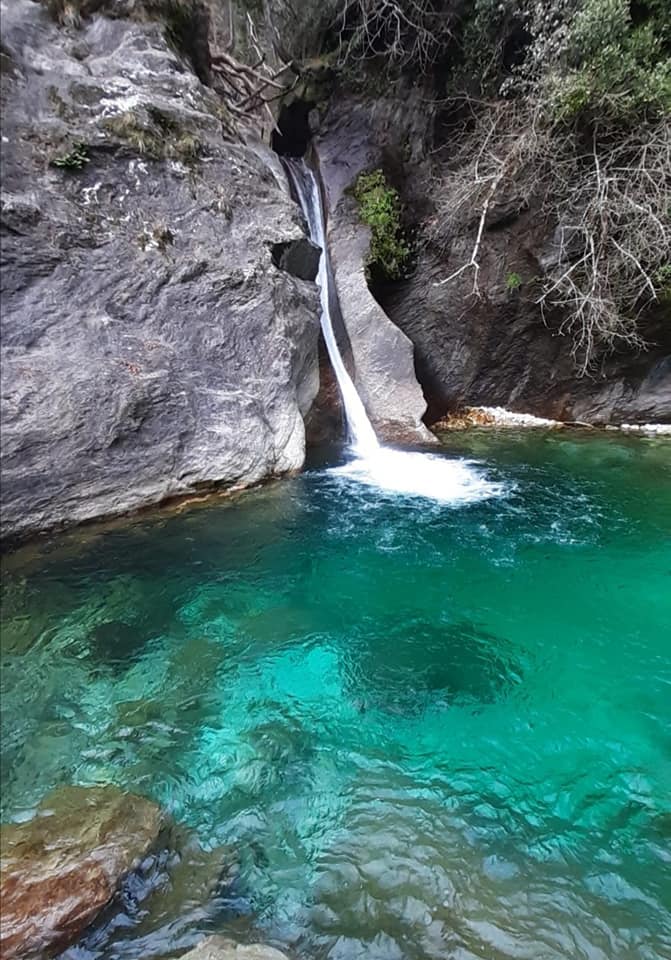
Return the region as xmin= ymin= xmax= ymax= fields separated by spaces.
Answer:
xmin=271 ymin=100 xmax=317 ymax=157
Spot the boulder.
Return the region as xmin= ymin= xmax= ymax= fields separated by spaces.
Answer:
xmin=176 ymin=936 xmax=290 ymax=960
xmin=326 ymin=199 xmax=435 ymax=444
xmin=0 ymin=784 xmax=165 ymax=959
xmin=0 ymin=0 xmax=319 ymax=542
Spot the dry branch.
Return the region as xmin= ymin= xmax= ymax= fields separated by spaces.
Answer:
xmin=430 ymin=100 xmax=671 ymax=370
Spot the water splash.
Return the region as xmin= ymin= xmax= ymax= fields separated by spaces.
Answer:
xmin=332 ymin=447 xmax=506 ymax=503
xmin=284 ymin=158 xmax=503 ymax=505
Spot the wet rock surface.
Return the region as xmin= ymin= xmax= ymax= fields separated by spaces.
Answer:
xmin=175 ymin=936 xmax=290 ymax=960
xmin=0 ymin=0 xmax=319 ymax=542
xmin=0 ymin=784 xmax=165 ymax=959
xmin=327 ymin=198 xmax=435 ymax=444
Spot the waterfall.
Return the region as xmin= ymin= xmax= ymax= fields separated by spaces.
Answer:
xmin=283 ymin=158 xmax=379 ymax=457
xmin=283 ymin=156 xmax=504 ymax=506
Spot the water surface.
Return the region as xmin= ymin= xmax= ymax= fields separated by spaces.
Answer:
xmin=2 ymin=431 xmax=670 ymax=960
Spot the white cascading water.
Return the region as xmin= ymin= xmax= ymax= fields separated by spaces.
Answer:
xmin=284 ymin=157 xmax=503 ymax=505
xmin=284 ymin=158 xmax=380 ymax=457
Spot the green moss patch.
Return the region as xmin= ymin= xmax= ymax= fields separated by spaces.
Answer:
xmin=353 ymin=169 xmax=411 ymax=282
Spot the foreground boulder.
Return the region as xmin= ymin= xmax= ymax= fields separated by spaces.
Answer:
xmin=0 ymin=784 xmax=164 ymax=958
xmin=177 ymin=936 xmax=290 ymax=960
xmin=0 ymin=0 xmax=319 ymax=541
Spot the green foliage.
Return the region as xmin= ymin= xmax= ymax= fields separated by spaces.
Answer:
xmin=505 ymin=271 xmax=522 ymax=291
xmin=353 ymin=169 xmax=411 ymax=281
xmin=51 ymin=141 xmax=89 ymax=171
xmin=548 ymin=0 xmax=671 ymax=121
xmin=447 ymin=0 xmax=670 ymax=122
xmin=654 ymin=263 xmax=671 ymax=302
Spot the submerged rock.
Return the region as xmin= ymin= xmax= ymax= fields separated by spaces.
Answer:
xmin=0 ymin=0 xmax=319 ymax=542
xmin=347 ymin=619 xmax=523 ymax=716
xmin=0 ymin=783 xmax=244 ymax=958
xmin=88 ymin=618 xmax=142 ymax=666
xmin=0 ymin=784 xmax=165 ymax=958
xmin=175 ymin=936 xmax=290 ymax=960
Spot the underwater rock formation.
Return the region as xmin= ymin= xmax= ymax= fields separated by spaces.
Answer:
xmin=176 ymin=936 xmax=290 ymax=960
xmin=0 ymin=784 xmax=165 ymax=958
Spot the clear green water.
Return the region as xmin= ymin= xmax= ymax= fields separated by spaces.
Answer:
xmin=2 ymin=432 xmax=671 ymax=960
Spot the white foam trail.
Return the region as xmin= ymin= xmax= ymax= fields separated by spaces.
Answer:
xmin=331 ymin=447 xmax=505 ymax=504
xmin=283 ymin=158 xmax=379 ymax=458
xmin=284 ymin=157 xmax=505 ymax=506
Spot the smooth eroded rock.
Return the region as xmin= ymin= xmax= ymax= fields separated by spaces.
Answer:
xmin=175 ymin=935 xmax=290 ymax=960
xmin=0 ymin=0 xmax=319 ymax=542
xmin=0 ymin=784 xmax=165 ymax=959
xmin=327 ymin=206 xmax=435 ymax=444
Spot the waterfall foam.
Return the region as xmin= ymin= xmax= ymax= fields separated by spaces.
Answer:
xmin=284 ymin=158 xmax=503 ymax=505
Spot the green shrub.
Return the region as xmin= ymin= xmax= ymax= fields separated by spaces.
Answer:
xmin=548 ymin=0 xmax=671 ymax=121
xmin=51 ymin=141 xmax=89 ymax=170
xmin=655 ymin=263 xmax=671 ymax=302
xmin=505 ymin=271 xmax=522 ymax=291
xmin=353 ymin=169 xmax=411 ymax=281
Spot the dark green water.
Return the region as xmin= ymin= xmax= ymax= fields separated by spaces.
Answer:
xmin=2 ymin=431 xmax=670 ymax=960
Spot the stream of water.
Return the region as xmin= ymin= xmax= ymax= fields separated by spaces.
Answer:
xmin=283 ymin=158 xmax=503 ymax=507
xmin=283 ymin=157 xmax=380 ymax=458
xmin=2 ymin=430 xmax=670 ymax=960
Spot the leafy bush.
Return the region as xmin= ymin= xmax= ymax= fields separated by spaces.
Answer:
xmin=51 ymin=141 xmax=89 ymax=170
xmin=505 ymin=271 xmax=522 ymax=291
xmin=353 ymin=169 xmax=411 ymax=281
xmin=547 ymin=0 xmax=671 ymax=121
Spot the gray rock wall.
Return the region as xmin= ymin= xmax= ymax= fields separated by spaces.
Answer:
xmin=317 ymin=90 xmax=671 ymax=426
xmin=0 ymin=0 xmax=320 ymax=540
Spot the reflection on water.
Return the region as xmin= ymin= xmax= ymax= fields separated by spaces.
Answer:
xmin=1 ymin=432 xmax=671 ymax=960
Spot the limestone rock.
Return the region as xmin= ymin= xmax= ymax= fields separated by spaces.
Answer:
xmin=315 ymin=89 xmax=434 ymax=445
xmin=327 ymin=198 xmax=435 ymax=444
xmin=0 ymin=0 xmax=319 ymax=541
xmin=0 ymin=784 xmax=164 ymax=959
xmin=176 ymin=935 xmax=290 ymax=960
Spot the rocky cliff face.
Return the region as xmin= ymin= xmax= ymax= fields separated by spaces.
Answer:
xmin=317 ymin=89 xmax=671 ymax=426
xmin=0 ymin=0 xmax=319 ymax=541
xmin=384 ymin=228 xmax=671 ymax=426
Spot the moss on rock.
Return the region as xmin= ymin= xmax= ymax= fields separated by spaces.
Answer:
xmin=353 ymin=169 xmax=411 ymax=281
